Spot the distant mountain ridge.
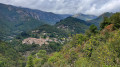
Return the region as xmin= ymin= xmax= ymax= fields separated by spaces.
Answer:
xmin=0 ymin=3 xmax=115 ymax=40
xmin=0 ymin=3 xmax=70 ymax=40
xmin=72 ymin=13 xmax=97 ymax=21
xmin=0 ymin=3 xmax=71 ymax=24
xmin=88 ymin=12 xmax=113 ymax=27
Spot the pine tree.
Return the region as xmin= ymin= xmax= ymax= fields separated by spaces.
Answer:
xmin=89 ymin=24 xmax=98 ymax=34
xmin=26 ymin=55 xmax=34 ymax=67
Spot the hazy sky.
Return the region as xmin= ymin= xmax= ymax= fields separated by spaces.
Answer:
xmin=0 ymin=0 xmax=120 ymax=16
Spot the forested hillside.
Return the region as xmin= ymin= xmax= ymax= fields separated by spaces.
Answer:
xmin=0 ymin=2 xmax=120 ymax=67
xmin=24 ymin=12 xmax=120 ymax=67
xmin=0 ymin=40 xmax=24 ymax=67
xmin=55 ymin=17 xmax=90 ymax=34
xmin=20 ymin=17 xmax=90 ymax=39
xmin=0 ymin=3 xmax=70 ymax=40
xmin=89 ymin=12 xmax=113 ymax=27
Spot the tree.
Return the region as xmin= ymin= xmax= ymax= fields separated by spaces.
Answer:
xmin=37 ymin=50 xmax=47 ymax=58
xmin=71 ymin=34 xmax=87 ymax=47
xmin=100 ymin=12 xmax=120 ymax=30
xmin=36 ymin=50 xmax=48 ymax=65
xmin=0 ymin=61 xmax=4 ymax=67
xmin=89 ymin=24 xmax=98 ymax=34
xmin=69 ymin=49 xmax=78 ymax=64
xmin=100 ymin=17 xmax=111 ymax=30
xmin=110 ymin=12 xmax=120 ymax=29
xmin=26 ymin=55 xmax=34 ymax=67
xmin=75 ymin=57 xmax=90 ymax=67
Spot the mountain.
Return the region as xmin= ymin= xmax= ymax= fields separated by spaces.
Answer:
xmin=30 ymin=24 xmax=68 ymax=38
xmin=59 ymin=14 xmax=72 ymax=19
xmin=13 ymin=17 xmax=90 ymax=58
xmin=55 ymin=17 xmax=90 ymax=34
xmin=25 ymin=13 xmax=120 ymax=67
xmin=0 ymin=3 xmax=70 ymax=24
xmin=0 ymin=4 xmax=45 ymax=40
xmin=17 ymin=17 xmax=90 ymax=40
xmin=1 ymin=12 xmax=120 ymax=67
xmin=72 ymin=13 xmax=97 ymax=21
xmin=0 ymin=3 xmax=70 ymax=40
xmin=88 ymin=12 xmax=113 ymax=27
xmin=16 ymin=17 xmax=90 ymax=46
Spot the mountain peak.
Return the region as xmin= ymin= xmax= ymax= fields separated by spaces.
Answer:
xmin=72 ymin=13 xmax=97 ymax=21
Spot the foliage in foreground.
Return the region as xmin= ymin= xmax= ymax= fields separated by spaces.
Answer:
xmin=26 ymin=29 xmax=120 ymax=67
xmin=0 ymin=40 xmax=24 ymax=67
xmin=1 ymin=12 xmax=120 ymax=67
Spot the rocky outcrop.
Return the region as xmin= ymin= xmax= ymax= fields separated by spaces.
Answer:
xmin=101 ymin=24 xmax=114 ymax=34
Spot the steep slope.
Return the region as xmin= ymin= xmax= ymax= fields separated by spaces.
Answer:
xmin=0 ymin=40 xmax=23 ymax=67
xmin=89 ymin=12 xmax=113 ymax=27
xmin=29 ymin=17 xmax=90 ymax=36
xmin=25 ymin=13 xmax=120 ymax=67
xmin=0 ymin=3 xmax=70 ymax=24
xmin=0 ymin=10 xmax=45 ymax=40
xmin=72 ymin=13 xmax=97 ymax=21
xmin=34 ymin=24 xmax=68 ymax=37
xmin=0 ymin=3 xmax=70 ymax=40
xmin=16 ymin=17 xmax=90 ymax=41
xmin=55 ymin=17 xmax=90 ymax=34
xmin=15 ymin=17 xmax=90 ymax=48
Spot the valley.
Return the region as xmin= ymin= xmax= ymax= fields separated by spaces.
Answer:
xmin=0 ymin=2 xmax=120 ymax=67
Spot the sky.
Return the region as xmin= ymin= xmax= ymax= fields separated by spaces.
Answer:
xmin=0 ymin=0 xmax=120 ymax=16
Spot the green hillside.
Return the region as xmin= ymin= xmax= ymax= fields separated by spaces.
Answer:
xmin=23 ymin=12 xmax=120 ymax=67
xmin=0 ymin=40 xmax=24 ymax=67
xmin=55 ymin=17 xmax=90 ymax=34
xmin=0 ymin=3 xmax=70 ymax=40
xmin=1 ymin=3 xmax=120 ymax=67
xmin=17 ymin=17 xmax=90 ymax=40
xmin=89 ymin=12 xmax=113 ymax=27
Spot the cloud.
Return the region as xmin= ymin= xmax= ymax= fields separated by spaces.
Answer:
xmin=0 ymin=0 xmax=120 ymax=16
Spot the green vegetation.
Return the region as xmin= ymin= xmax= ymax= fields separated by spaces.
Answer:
xmin=26 ymin=55 xmax=34 ymax=67
xmin=23 ymin=12 xmax=120 ymax=67
xmin=0 ymin=4 xmax=120 ymax=67
xmin=35 ymin=24 xmax=69 ymax=37
xmin=0 ymin=3 xmax=70 ymax=40
xmin=100 ymin=17 xmax=111 ymax=30
xmin=55 ymin=17 xmax=90 ymax=34
xmin=0 ymin=9 xmax=46 ymax=40
xmin=100 ymin=12 xmax=120 ymax=30
xmin=89 ymin=12 xmax=113 ymax=27
xmin=85 ymin=24 xmax=98 ymax=37
xmin=0 ymin=40 xmax=24 ymax=67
